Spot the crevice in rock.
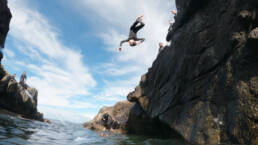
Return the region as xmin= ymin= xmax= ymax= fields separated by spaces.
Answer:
xmin=126 ymin=103 xmax=187 ymax=140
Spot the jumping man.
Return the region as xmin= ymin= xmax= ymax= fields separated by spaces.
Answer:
xmin=119 ymin=15 xmax=145 ymax=51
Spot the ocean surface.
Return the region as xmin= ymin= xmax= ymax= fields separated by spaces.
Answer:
xmin=0 ymin=114 xmax=190 ymax=145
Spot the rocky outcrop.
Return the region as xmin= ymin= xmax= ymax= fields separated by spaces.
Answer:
xmin=84 ymin=100 xmax=181 ymax=138
xmin=0 ymin=0 xmax=11 ymax=48
xmin=127 ymin=0 xmax=258 ymax=145
xmin=0 ymin=66 xmax=44 ymax=121
xmin=84 ymin=101 xmax=134 ymax=133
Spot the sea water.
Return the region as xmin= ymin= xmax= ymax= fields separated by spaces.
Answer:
xmin=0 ymin=114 xmax=189 ymax=145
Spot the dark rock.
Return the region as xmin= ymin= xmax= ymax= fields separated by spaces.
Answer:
xmin=127 ymin=0 xmax=258 ymax=145
xmin=247 ymin=27 xmax=258 ymax=53
xmin=0 ymin=0 xmax=12 ymax=48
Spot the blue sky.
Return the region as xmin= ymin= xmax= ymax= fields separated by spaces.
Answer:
xmin=3 ymin=0 xmax=175 ymax=123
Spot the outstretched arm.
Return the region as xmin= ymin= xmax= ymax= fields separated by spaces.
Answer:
xmin=120 ymin=39 xmax=129 ymax=47
xmin=119 ymin=39 xmax=129 ymax=51
xmin=136 ymin=38 xmax=145 ymax=45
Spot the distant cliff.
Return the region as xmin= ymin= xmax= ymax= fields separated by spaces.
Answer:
xmin=87 ymin=0 xmax=258 ymax=145
xmin=0 ymin=0 xmax=47 ymax=122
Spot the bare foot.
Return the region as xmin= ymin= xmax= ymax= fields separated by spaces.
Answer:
xmin=171 ymin=10 xmax=177 ymax=15
xmin=138 ymin=14 xmax=144 ymax=21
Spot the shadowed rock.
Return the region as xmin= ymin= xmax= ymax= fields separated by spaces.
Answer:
xmin=128 ymin=0 xmax=258 ymax=145
xmin=84 ymin=100 xmax=184 ymax=139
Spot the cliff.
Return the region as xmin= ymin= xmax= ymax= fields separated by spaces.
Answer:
xmin=86 ymin=0 xmax=258 ymax=145
xmin=0 ymin=0 xmax=47 ymax=122
xmin=127 ymin=0 xmax=258 ymax=144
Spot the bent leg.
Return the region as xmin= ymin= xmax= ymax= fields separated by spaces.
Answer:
xmin=130 ymin=20 xmax=139 ymax=31
xmin=134 ymin=22 xmax=145 ymax=33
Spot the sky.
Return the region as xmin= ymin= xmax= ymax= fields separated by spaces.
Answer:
xmin=3 ymin=0 xmax=176 ymax=123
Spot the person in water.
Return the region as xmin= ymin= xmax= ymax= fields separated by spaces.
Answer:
xmin=119 ymin=15 xmax=145 ymax=51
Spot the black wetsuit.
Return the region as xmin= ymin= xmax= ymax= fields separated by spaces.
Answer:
xmin=166 ymin=14 xmax=178 ymax=42
xmin=120 ymin=18 xmax=145 ymax=47
xmin=0 ymin=49 xmax=3 ymax=63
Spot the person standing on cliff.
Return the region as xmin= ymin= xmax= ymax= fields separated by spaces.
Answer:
xmin=19 ymin=71 xmax=27 ymax=88
xmin=159 ymin=42 xmax=164 ymax=53
xmin=167 ymin=10 xmax=177 ymax=42
xmin=119 ymin=15 xmax=145 ymax=51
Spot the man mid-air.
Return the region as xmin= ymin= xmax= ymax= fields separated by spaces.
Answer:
xmin=119 ymin=15 xmax=145 ymax=51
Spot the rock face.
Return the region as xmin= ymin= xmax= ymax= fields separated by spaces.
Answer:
xmin=0 ymin=67 xmax=44 ymax=121
xmin=127 ymin=0 xmax=258 ymax=145
xmin=0 ymin=0 xmax=12 ymax=48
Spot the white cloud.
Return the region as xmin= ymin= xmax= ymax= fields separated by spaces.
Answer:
xmin=94 ymin=76 xmax=140 ymax=101
xmin=38 ymin=106 xmax=93 ymax=123
xmin=95 ymin=63 xmax=144 ymax=76
xmin=3 ymin=49 xmax=15 ymax=58
xmin=7 ymin=0 xmax=96 ymax=111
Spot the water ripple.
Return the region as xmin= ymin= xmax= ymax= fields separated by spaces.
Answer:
xmin=0 ymin=114 xmax=189 ymax=145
